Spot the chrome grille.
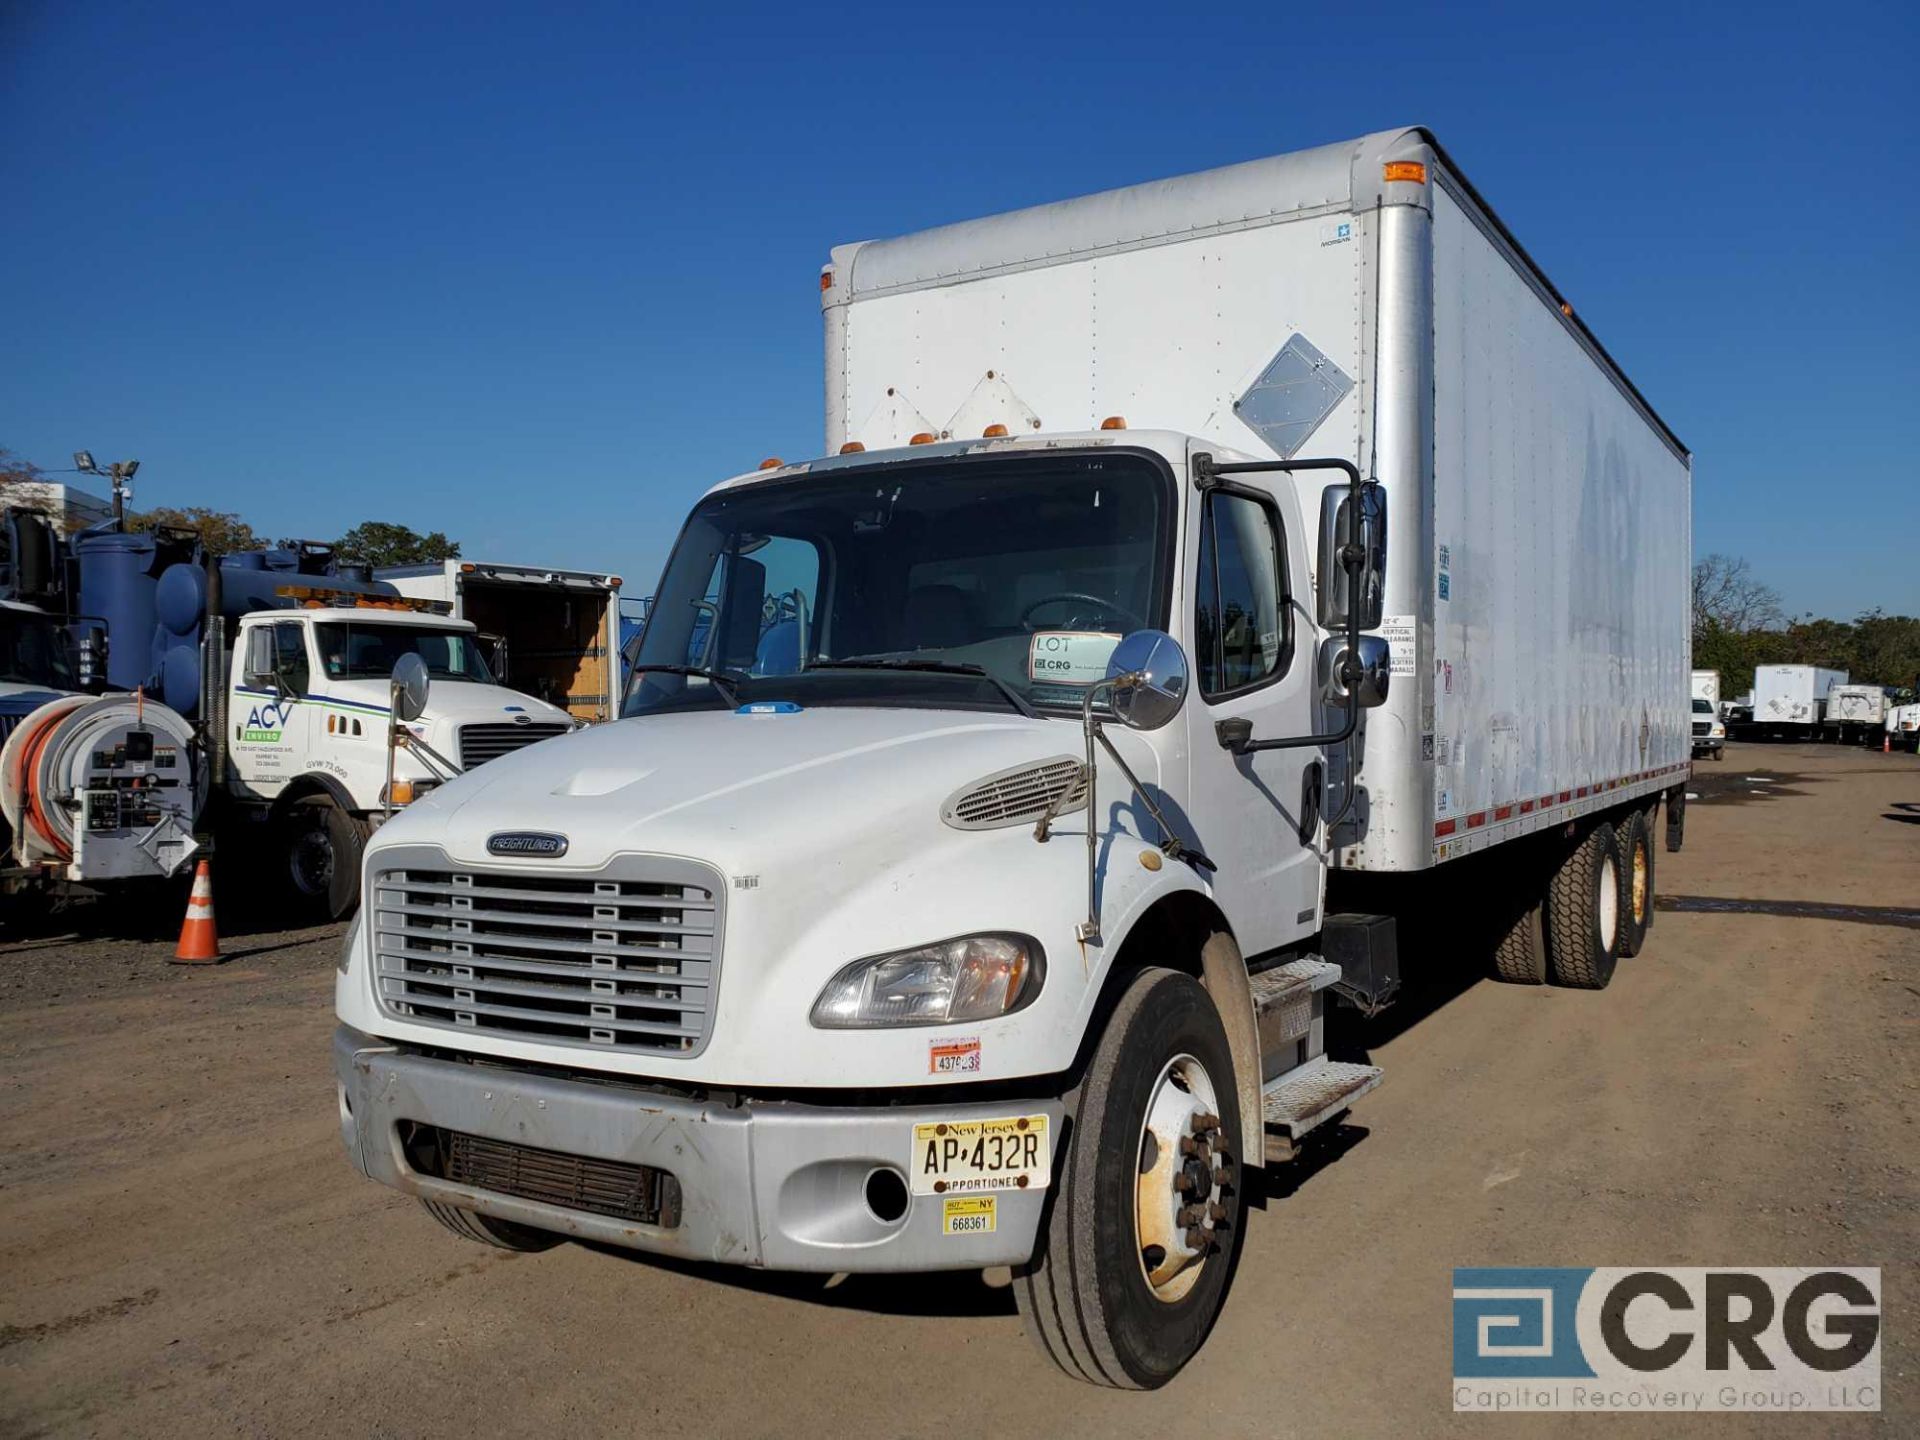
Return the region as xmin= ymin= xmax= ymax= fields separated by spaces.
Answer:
xmin=942 ymin=756 xmax=1088 ymax=831
xmin=1691 ymin=721 xmax=1711 ymax=736
xmin=458 ymin=721 xmax=571 ymax=768
xmin=371 ymin=847 xmax=722 ymax=1056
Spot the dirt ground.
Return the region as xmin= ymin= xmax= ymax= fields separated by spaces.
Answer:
xmin=2 ymin=742 xmax=1914 ymax=1438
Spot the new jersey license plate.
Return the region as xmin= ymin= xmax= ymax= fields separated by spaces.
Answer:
xmin=911 ymin=1114 xmax=1050 ymax=1195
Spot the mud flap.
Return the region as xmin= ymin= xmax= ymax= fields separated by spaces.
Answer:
xmin=1665 ymin=783 xmax=1686 ymax=853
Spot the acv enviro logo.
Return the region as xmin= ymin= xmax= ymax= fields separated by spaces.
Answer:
xmin=1452 ymin=1267 xmax=1880 ymax=1413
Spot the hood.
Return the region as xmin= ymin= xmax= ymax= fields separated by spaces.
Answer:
xmin=380 ymin=704 xmax=1093 ymax=873
xmin=314 ymin=676 xmax=573 ymax=727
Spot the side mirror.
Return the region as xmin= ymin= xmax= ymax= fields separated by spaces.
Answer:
xmin=391 ymin=652 xmax=431 ymax=722
xmin=1317 ymin=480 xmax=1387 ymax=630
xmin=1318 ymin=634 xmax=1391 ymax=709
xmin=1106 ymin=630 xmax=1189 ymax=731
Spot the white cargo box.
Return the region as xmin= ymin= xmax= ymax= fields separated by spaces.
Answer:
xmin=1691 ymin=670 xmax=1721 ymax=707
xmin=1754 ymin=665 xmax=1847 ymax=727
xmin=1826 ymin=684 xmax=1888 ymax=726
xmin=825 ymin=128 xmax=1692 ymax=872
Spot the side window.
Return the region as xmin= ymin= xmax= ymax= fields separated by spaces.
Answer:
xmin=1195 ymin=491 xmax=1290 ymax=697
xmin=274 ymin=622 xmax=311 ymax=695
xmin=688 ymin=536 xmax=823 ymax=676
xmin=243 ymin=627 xmax=276 ymax=686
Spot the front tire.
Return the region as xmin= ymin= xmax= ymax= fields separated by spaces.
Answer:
xmin=1545 ymin=821 xmax=1624 ymax=990
xmin=280 ymin=793 xmax=370 ymax=921
xmin=420 ymin=1200 xmax=564 ymax=1252
xmin=1015 ymin=968 xmax=1244 ymax=1389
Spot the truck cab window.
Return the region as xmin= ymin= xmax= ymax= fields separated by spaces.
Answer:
xmin=1196 ymin=491 xmax=1290 ymax=697
xmin=274 ymin=622 xmax=311 ymax=695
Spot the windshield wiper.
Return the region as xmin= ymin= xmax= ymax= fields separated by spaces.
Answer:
xmin=810 ymin=658 xmax=1040 ymax=720
xmin=629 ymin=664 xmax=741 ymax=708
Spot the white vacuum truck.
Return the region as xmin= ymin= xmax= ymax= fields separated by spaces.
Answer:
xmin=334 ymin=128 xmax=1692 ymax=1387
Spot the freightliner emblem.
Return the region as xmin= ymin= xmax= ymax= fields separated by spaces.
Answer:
xmin=487 ymin=831 xmax=570 ymax=858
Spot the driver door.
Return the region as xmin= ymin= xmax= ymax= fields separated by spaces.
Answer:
xmin=1180 ymin=473 xmax=1322 ymax=955
xmin=230 ymin=620 xmax=315 ymax=801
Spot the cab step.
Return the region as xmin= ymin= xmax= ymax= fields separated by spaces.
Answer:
xmin=1261 ymin=1056 xmax=1383 ymax=1163
xmin=1251 ymin=955 xmax=1343 ymax=1080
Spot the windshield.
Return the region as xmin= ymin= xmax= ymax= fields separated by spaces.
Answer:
xmin=624 ymin=452 xmax=1172 ymax=718
xmin=1692 ymin=698 xmax=1713 ymax=714
xmin=0 ymin=609 xmax=76 ymax=689
xmin=314 ymin=623 xmax=494 ymax=683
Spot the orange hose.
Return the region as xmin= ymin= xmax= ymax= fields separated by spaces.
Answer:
xmin=11 ymin=709 xmax=74 ymax=862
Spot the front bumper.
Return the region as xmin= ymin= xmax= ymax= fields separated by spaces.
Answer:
xmin=334 ymin=1024 xmax=1060 ymax=1272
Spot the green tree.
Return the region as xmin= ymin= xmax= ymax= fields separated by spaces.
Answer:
xmin=128 ymin=505 xmax=266 ymax=554
xmin=334 ymin=520 xmax=462 ymax=568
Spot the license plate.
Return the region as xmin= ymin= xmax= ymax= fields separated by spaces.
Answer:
xmin=911 ymin=1114 xmax=1050 ymax=1195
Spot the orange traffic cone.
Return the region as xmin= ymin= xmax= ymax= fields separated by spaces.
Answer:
xmin=173 ymin=858 xmax=220 ymax=964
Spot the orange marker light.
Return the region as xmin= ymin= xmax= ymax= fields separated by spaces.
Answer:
xmin=758 ymin=457 xmax=783 ymax=470
xmin=1100 ymin=415 xmax=1127 ymax=431
xmin=1383 ymin=161 xmax=1427 ymax=184
xmin=839 ymin=441 xmax=866 ymax=454
xmin=819 ymin=270 xmax=833 ymax=292
xmin=908 ymin=432 xmax=936 ymax=446
xmin=982 ymin=423 xmax=1009 ymax=438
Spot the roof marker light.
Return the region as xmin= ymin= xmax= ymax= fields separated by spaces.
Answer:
xmin=1383 ymin=161 xmax=1427 ymax=184
xmin=909 ymin=432 xmax=936 ymax=446
xmin=839 ymin=441 xmax=865 ymax=454
xmin=1100 ymin=415 xmax=1127 ymax=430
xmin=758 ymin=457 xmax=783 ymax=470
xmin=819 ymin=270 xmax=833 ymax=292
xmin=982 ymin=424 xmax=1009 ymax=438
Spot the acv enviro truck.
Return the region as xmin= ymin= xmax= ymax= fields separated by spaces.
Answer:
xmin=334 ymin=128 xmax=1692 ymax=1388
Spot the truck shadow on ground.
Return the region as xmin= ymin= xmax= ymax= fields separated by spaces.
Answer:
xmin=578 ymin=1239 xmax=1020 ymax=1318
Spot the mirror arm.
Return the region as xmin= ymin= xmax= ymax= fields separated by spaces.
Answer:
xmin=1192 ymin=452 xmax=1366 ymax=754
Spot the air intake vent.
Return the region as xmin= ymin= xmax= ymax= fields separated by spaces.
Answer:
xmin=942 ymin=756 xmax=1087 ymax=831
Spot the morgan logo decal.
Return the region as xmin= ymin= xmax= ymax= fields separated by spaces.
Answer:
xmin=486 ymin=831 xmax=570 ymax=858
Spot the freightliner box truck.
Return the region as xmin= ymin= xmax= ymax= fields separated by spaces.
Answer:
xmin=335 ymin=128 xmax=1692 ymax=1388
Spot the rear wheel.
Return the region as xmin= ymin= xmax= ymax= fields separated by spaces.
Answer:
xmin=420 ymin=1200 xmax=563 ymax=1252
xmin=1615 ymin=811 xmax=1653 ymax=958
xmin=280 ymin=793 xmax=370 ymax=921
xmin=1490 ymin=893 xmax=1548 ymax=984
xmin=1545 ymin=821 xmax=1623 ymax=990
xmin=1015 ymin=968 xmax=1244 ymax=1389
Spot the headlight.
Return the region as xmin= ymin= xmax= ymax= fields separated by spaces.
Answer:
xmin=811 ymin=933 xmax=1044 ymax=1029
xmin=337 ymin=912 xmax=362 ymax=975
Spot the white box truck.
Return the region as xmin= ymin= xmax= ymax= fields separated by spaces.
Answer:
xmin=334 ymin=128 xmax=1692 ymax=1387
xmin=380 ymin=560 xmax=623 ymax=724
xmin=1691 ymin=669 xmax=1720 ymax=709
xmin=1823 ymin=683 xmax=1891 ymax=744
xmin=1753 ymin=664 xmax=1847 ymax=737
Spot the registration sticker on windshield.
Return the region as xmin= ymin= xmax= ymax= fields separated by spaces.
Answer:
xmin=1028 ymin=631 xmax=1121 ymax=685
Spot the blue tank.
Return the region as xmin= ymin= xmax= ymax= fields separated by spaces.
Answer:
xmin=73 ymin=527 xmax=202 ymax=694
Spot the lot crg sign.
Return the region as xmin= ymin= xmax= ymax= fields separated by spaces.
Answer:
xmin=1453 ymin=1267 xmax=1881 ymax=1412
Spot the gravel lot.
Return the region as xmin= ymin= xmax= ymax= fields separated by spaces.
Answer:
xmin=2 ymin=742 xmax=1914 ymax=1437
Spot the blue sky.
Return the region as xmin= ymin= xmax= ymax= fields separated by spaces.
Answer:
xmin=3 ymin=0 xmax=1914 ymax=620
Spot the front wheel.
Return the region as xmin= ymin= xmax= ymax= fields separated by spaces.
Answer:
xmin=1015 ymin=968 xmax=1244 ymax=1389
xmin=279 ymin=793 xmax=371 ymax=921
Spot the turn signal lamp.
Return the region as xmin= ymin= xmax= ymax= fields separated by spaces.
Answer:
xmin=839 ymin=441 xmax=866 ymax=454
xmin=1383 ymin=161 xmax=1427 ymax=184
xmin=1100 ymin=415 xmax=1127 ymax=430
xmin=982 ymin=423 xmax=1009 ymax=438
xmin=908 ymin=432 xmax=936 ymax=446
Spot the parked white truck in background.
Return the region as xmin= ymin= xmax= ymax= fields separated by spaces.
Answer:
xmin=334 ymin=128 xmax=1692 ymax=1387
xmin=1691 ymin=669 xmax=1720 ymax=710
xmin=1752 ymin=664 xmax=1847 ymax=738
xmin=1823 ymin=683 xmax=1892 ymax=745
xmin=380 ymin=560 xmax=623 ymax=725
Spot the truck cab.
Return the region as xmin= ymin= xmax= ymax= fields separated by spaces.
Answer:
xmin=229 ymin=599 xmax=576 ymax=917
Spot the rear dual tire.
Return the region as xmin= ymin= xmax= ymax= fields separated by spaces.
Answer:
xmin=1544 ymin=820 xmax=1627 ymax=989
